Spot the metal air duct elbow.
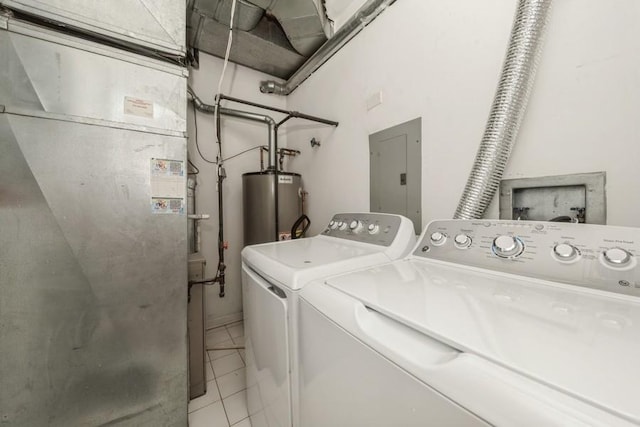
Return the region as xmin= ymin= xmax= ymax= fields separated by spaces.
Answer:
xmin=454 ymin=0 xmax=553 ymax=220
xmin=259 ymin=80 xmax=287 ymax=95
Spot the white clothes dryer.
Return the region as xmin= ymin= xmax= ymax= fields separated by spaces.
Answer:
xmin=298 ymin=219 xmax=640 ymax=426
xmin=241 ymin=212 xmax=416 ymax=427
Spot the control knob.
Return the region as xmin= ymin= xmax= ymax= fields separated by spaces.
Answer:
xmin=492 ymin=235 xmax=524 ymax=258
xmin=329 ymin=220 xmax=337 ymax=229
xmin=349 ymin=220 xmax=363 ymax=233
xmin=430 ymin=232 xmax=446 ymax=246
xmin=367 ymin=224 xmax=380 ymax=234
xmin=454 ymin=234 xmax=472 ymax=249
xmin=603 ymin=247 xmax=632 ymax=267
xmin=337 ymin=221 xmax=348 ymax=231
xmin=553 ymin=243 xmax=579 ymax=261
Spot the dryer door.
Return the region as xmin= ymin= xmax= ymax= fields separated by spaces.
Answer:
xmin=242 ymin=264 xmax=291 ymax=427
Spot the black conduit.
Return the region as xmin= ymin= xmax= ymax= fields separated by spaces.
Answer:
xmin=215 ymin=101 xmax=226 ymax=297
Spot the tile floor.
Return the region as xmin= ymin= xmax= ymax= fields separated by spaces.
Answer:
xmin=188 ymin=321 xmax=250 ymax=427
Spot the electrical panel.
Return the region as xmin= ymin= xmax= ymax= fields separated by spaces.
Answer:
xmin=369 ymin=117 xmax=422 ymax=234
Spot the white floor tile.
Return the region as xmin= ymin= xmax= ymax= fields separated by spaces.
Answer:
xmin=231 ymin=335 xmax=245 ymax=346
xmin=223 ymin=390 xmax=249 ymax=425
xmin=206 ymin=326 xmax=232 ymax=347
xmin=188 ymin=380 xmax=221 ymax=413
xmin=208 ymin=339 xmax=237 ymax=360
xmin=227 ymin=323 xmax=244 ymax=339
xmin=231 ymin=417 xmax=252 ymax=427
xmin=217 ymin=368 xmax=246 ymax=399
xmin=188 ymin=400 xmax=229 ymax=427
xmin=212 ymin=352 xmax=244 ymax=378
xmin=206 ymin=360 xmax=215 ymax=381
xmin=248 ymin=411 xmax=268 ymax=427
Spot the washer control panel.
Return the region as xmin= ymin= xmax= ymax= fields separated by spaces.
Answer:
xmin=413 ymin=220 xmax=640 ymax=296
xmin=322 ymin=213 xmax=404 ymax=247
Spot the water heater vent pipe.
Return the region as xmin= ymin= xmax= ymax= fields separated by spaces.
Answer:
xmin=188 ymin=87 xmax=277 ymax=170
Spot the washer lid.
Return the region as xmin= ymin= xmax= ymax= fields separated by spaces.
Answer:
xmin=324 ymin=259 xmax=640 ymax=423
xmin=242 ymin=236 xmax=388 ymax=290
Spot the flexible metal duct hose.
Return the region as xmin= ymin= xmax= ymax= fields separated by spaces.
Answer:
xmin=454 ymin=0 xmax=552 ymax=219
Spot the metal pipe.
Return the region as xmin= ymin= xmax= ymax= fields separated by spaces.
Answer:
xmin=276 ymin=114 xmax=294 ymax=128
xmin=188 ymin=88 xmax=278 ymax=169
xmin=259 ymin=0 xmax=397 ymax=96
xmin=454 ymin=0 xmax=552 ymax=219
xmin=214 ymin=102 xmax=226 ymax=298
xmin=187 ymin=176 xmax=197 ymax=253
xmin=219 ymin=94 xmax=339 ymax=127
xmin=274 ymin=127 xmax=280 ymax=241
xmin=189 ymin=88 xmax=337 ymax=244
xmin=259 ymin=146 xmax=269 ymax=171
xmin=220 ymin=108 xmax=278 ymax=171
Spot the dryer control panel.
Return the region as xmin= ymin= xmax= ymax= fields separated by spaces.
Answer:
xmin=321 ymin=213 xmax=408 ymax=247
xmin=413 ymin=220 xmax=640 ymax=297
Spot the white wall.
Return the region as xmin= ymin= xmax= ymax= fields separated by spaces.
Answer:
xmin=188 ymin=53 xmax=287 ymax=328
xmin=192 ymin=0 xmax=640 ymax=323
xmin=284 ymin=0 xmax=640 ymax=234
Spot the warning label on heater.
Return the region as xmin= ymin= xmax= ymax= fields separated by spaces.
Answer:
xmin=124 ymin=97 xmax=154 ymax=118
xmin=151 ymin=197 xmax=184 ymax=214
xmin=278 ymin=175 xmax=294 ymax=184
xmin=150 ymin=158 xmax=185 ymax=214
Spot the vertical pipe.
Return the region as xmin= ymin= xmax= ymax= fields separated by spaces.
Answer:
xmin=274 ymin=127 xmax=280 ymax=241
xmin=216 ymin=106 xmax=226 ymax=297
xmin=267 ymin=121 xmax=277 ymax=170
xmin=454 ymin=0 xmax=553 ymax=219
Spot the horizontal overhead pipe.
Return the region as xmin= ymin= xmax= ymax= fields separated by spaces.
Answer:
xmin=188 ymin=87 xmax=277 ymax=170
xmin=259 ymin=0 xmax=397 ymax=96
xmin=218 ymin=94 xmax=339 ymax=127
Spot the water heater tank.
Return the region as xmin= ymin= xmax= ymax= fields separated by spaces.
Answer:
xmin=243 ymin=171 xmax=302 ymax=246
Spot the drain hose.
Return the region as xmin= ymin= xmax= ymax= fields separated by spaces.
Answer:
xmin=454 ymin=0 xmax=553 ymax=219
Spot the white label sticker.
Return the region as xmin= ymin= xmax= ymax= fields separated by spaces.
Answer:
xmin=150 ymin=158 xmax=185 ymax=214
xmin=278 ymin=175 xmax=294 ymax=184
xmin=151 ymin=159 xmax=184 ymax=177
xmin=124 ymin=96 xmax=154 ymax=118
xmin=278 ymin=232 xmax=292 ymax=241
xmin=151 ymin=197 xmax=184 ymax=214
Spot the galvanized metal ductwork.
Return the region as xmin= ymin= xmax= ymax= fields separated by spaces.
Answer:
xmin=188 ymin=0 xmax=330 ymax=78
xmin=192 ymin=0 xmax=264 ymax=31
xmin=247 ymin=0 xmax=330 ymax=56
xmin=454 ymin=0 xmax=553 ymax=220
xmin=260 ymin=0 xmax=396 ymax=95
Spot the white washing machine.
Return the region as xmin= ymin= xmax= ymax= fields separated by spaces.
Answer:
xmin=298 ymin=219 xmax=640 ymax=426
xmin=241 ymin=212 xmax=416 ymax=427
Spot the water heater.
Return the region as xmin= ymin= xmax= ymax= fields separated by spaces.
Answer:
xmin=242 ymin=171 xmax=302 ymax=246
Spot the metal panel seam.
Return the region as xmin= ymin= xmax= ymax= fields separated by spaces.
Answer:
xmin=5 ymin=18 xmax=186 ymax=76
xmin=3 ymin=107 xmax=185 ymax=138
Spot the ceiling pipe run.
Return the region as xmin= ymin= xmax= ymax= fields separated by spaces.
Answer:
xmin=454 ymin=0 xmax=553 ymax=220
xmin=259 ymin=0 xmax=396 ymax=95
